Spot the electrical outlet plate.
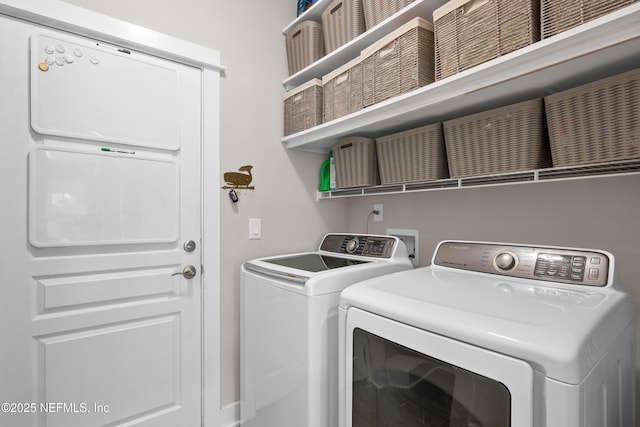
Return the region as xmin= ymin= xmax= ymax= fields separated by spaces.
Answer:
xmin=387 ymin=228 xmax=419 ymax=267
xmin=373 ymin=203 xmax=383 ymax=222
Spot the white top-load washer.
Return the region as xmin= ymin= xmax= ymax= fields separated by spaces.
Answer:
xmin=339 ymin=240 xmax=636 ymax=427
xmin=240 ymin=233 xmax=412 ymax=427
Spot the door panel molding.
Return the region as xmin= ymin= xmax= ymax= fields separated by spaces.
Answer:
xmin=34 ymin=266 xmax=180 ymax=314
xmin=35 ymin=315 xmax=181 ymax=427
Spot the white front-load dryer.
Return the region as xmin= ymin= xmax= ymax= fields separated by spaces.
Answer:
xmin=240 ymin=233 xmax=413 ymax=427
xmin=339 ymin=240 xmax=636 ymax=427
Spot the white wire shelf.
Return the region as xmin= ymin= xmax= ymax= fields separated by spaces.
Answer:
xmin=318 ymin=160 xmax=640 ymax=199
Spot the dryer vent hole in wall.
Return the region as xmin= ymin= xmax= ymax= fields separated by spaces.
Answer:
xmin=387 ymin=228 xmax=419 ymax=267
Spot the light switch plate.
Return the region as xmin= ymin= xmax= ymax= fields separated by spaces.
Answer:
xmin=249 ymin=218 xmax=261 ymax=240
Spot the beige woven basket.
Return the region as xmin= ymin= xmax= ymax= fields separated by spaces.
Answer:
xmin=542 ymin=0 xmax=638 ymax=39
xmin=322 ymin=0 xmax=366 ymax=53
xmin=283 ymin=79 xmax=323 ymax=136
xmin=361 ymin=17 xmax=435 ymax=105
xmin=362 ymin=0 xmax=417 ymax=30
xmin=286 ymin=20 xmax=325 ymax=75
xmin=322 ymin=56 xmax=363 ymax=122
xmin=361 ymin=54 xmax=376 ymax=108
xmin=376 ymin=123 xmax=447 ymax=184
xmin=545 ymin=68 xmax=640 ymax=167
xmin=333 ymin=137 xmax=379 ymax=188
xmin=434 ymin=0 xmax=540 ymax=81
xmin=443 ymin=98 xmax=550 ymax=178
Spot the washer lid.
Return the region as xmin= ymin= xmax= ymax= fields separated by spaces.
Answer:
xmin=243 ymin=250 xmax=411 ymax=296
xmin=243 ymin=253 xmax=371 ymax=285
xmin=340 ymin=266 xmax=636 ymax=384
xmin=261 ymin=253 xmax=369 ymax=272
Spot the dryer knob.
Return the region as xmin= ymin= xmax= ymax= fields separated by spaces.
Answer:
xmin=495 ymin=252 xmax=517 ymax=271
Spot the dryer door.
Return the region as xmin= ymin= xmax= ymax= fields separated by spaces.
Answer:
xmin=345 ymin=307 xmax=534 ymax=427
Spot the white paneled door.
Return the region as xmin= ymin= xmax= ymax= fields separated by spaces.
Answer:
xmin=1 ymin=15 xmax=203 ymax=427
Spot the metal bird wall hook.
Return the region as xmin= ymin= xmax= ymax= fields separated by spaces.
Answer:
xmin=222 ymin=165 xmax=255 ymax=189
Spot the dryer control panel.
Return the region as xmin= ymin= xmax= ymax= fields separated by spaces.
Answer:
xmin=434 ymin=241 xmax=610 ymax=287
xmin=320 ymin=234 xmax=398 ymax=258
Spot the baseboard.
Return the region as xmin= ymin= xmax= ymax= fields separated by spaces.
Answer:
xmin=220 ymin=401 xmax=240 ymax=427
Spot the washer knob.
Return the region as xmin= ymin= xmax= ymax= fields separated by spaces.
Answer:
xmin=495 ymin=252 xmax=517 ymax=271
xmin=345 ymin=237 xmax=359 ymax=254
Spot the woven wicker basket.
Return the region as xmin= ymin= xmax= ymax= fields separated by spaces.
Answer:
xmin=545 ymin=68 xmax=640 ymax=167
xmin=286 ymin=20 xmax=325 ymax=75
xmin=434 ymin=0 xmax=540 ymax=81
xmin=443 ymin=98 xmax=550 ymax=178
xmin=284 ymin=79 xmax=323 ymax=136
xmin=542 ymin=0 xmax=638 ymax=39
xmin=361 ymin=54 xmax=376 ymax=108
xmin=322 ymin=56 xmax=363 ymax=122
xmin=376 ymin=123 xmax=447 ymax=184
xmin=361 ymin=17 xmax=435 ymax=105
xmin=333 ymin=137 xmax=379 ymax=188
xmin=362 ymin=0 xmax=417 ymax=30
xmin=322 ymin=0 xmax=366 ymax=53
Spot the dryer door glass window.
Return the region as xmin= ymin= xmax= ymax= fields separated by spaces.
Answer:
xmin=352 ymin=328 xmax=511 ymax=427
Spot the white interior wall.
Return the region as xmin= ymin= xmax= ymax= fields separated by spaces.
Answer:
xmin=60 ymin=0 xmax=348 ymax=408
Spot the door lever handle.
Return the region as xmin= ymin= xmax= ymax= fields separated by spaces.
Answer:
xmin=171 ymin=265 xmax=197 ymax=279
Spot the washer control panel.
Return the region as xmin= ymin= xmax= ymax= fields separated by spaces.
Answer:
xmin=320 ymin=234 xmax=397 ymax=258
xmin=434 ymin=241 xmax=610 ymax=287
